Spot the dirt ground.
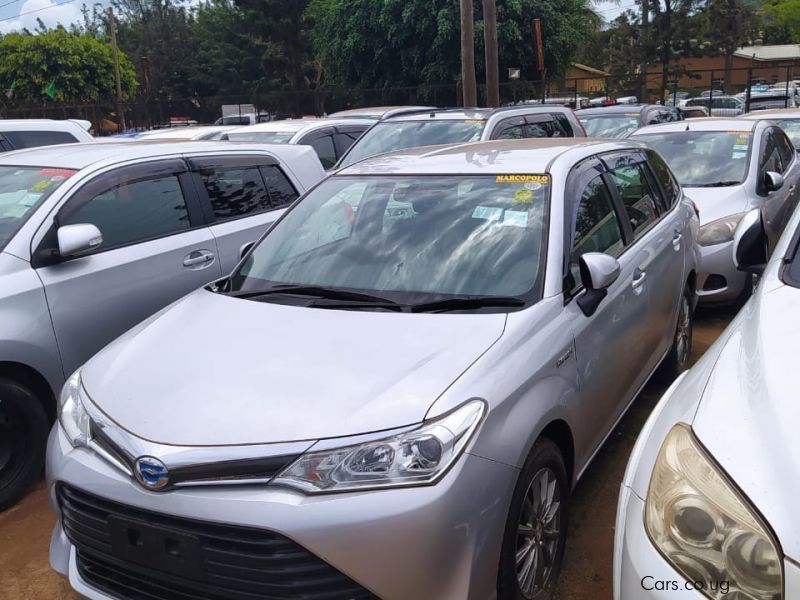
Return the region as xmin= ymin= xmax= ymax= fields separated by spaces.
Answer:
xmin=0 ymin=308 xmax=733 ymax=600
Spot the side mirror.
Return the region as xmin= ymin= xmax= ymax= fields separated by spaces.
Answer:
xmin=57 ymin=224 xmax=103 ymax=258
xmin=577 ymin=252 xmax=621 ymax=317
xmin=764 ymin=171 xmax=784 ymax=193
xmin=733 ymin=209 xmax=768 ymax=275
xmin=239 ymin=241 xmax=256 ymax=260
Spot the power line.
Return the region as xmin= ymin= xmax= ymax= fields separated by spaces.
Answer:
xmin=595 ymin=2 xmax=639 ymax=14
xmin=0 ymin=0 xmax=24 ymax=12
xmin=0 ymin=0 xmax=79 ymax=24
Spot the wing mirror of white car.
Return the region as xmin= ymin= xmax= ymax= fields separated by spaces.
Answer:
xmin=764 ymin=171 xmax=784 ymax=193
xmin=57 ymin=223 xmax=103 ymax=258
xmin=577 ymin=252 xmax=621 ymax=317
xmin=239 ymin=240 xmax=256 ymax=260
xmin=733 ymin=209 xmax=768 ymax=275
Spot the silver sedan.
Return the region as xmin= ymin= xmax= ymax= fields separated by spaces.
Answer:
xmin=630 ymin=118 xmax=800 ymax=304
xmin=47 ymin=139 xmax=697 ymax=600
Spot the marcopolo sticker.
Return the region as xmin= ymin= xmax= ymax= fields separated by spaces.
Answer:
xmin=514 ymin=188 xmax=534 ymax=204
xmin=496 ymin=174 xmax=549 ymax=184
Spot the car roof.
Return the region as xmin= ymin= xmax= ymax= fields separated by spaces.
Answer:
xmin=327 ymin=106 xmax=433 ymax=119
xmin=740 ymin=109 xmax=800 ymax=119
xmin=228 ymin=118 xmax=368 ymax=134
xmin=337 ymin=138 xmax=640 ymax=175
xmin=0 ymin=140 xmax=315 ymax=170
xmin=576 ymin=104 xmax=657 ymax=116
xmin=630 ymin=118 xmax=757 ymax=136
xmin=381 ymin=105 xmax=570 ymax=123
xmin=0 ymin=119 xmax=88 ymax=131
xmin=135 ymin=125 xmax=237 ymax=140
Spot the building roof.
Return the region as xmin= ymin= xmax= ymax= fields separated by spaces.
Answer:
xmin=734 ymin=44 xmax=800 ymax=61
xmin=570 ymin=63 xmax=611 ymax=77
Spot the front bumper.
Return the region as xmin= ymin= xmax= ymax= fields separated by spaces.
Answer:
xmin=47 ymin=424 xmax=518 ymax=600
xmin=696 ymin=240 xmax=749 ymax=304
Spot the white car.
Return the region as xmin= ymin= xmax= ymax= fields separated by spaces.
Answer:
xmin=134 ymin=125 xmax=238 ymax=141
xmin=0 ymin=119 xmax=93 ymax=151
xmin=614 ymin=205 xmax=800 ymax=600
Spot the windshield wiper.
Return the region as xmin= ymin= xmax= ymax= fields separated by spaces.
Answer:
xmin=692 ymin=181 xmax=741 ymax=187
xmin=224 ymin=284 xmax=399 ymax=305
xmin=410 ymin=296 xmax=525 ymax=313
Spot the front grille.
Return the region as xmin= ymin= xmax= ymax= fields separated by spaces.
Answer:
xmin=58 ymin=484 xmax=378 ymax=600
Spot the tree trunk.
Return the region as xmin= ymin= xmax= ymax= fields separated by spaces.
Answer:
xmin=460 ymin=0 xmax=477 ymax=106
xmin=640 ymin=0 xmax=649 ymax=101
xmin=483 ymin=0 xmax=499 ymax=107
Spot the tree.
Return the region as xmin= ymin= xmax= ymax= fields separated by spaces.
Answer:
xmin=0 ymin=28 xmax=137 ymax=102
xmin=704 ymin=0 xmax=757 ymax=90
xmin=763 ymin=0 xmax=800 ymax=44
xmin=307 ymin=0 xmax=597 ymax=89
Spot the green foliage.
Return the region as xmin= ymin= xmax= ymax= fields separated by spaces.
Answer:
xmin=763 ymin=0 xmax=800 ymax=43
xmin=307 ymin=0 xmax=597 ymax=88
xmin=0 ymin=28 xmax=137 ymax=101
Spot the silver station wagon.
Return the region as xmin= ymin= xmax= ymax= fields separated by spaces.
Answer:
xmin=48 ymin=139 xmax=698 ymax=600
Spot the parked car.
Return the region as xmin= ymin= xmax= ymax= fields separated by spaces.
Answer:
xmin=224 ymin=118 xmax=371 ymax=169
xmin=336 ymin=106 xmax=586 ymax=169
xmin=0 ymin=119 xmax=93 ymax=151
xmin=577 ymin=104 xmax=681 ymax=138
xmin=133 ymin=125 xmax=238 ymax=141
xmin=684 ymin=95 xmax=744 ymax=116
xmin=746 ymin=92 xmax=799 ymax=112
xmin=0 ymin=141 xmax=324 ymax=510
xmin=740 ymin=108 xmax=800 ymax=149
xmin=630 ymin=118 xmax=800 ymax=303
xmin=678 ymin=105 xmax=710 ymax=119
xmin=47 ymin=138 xmax=697 ymax=600
xmin=327 ymin=106 xmax=435 ymax=120
xmin=614 ymin=202 xmax=800 ymax=600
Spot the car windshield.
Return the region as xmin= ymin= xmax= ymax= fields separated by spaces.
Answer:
xmin=228 ymin=174 xmax=549 ymax=306
xmin=634 ymin=131 xmax=751 ymax=187
xmin=579 ymin=114 xmax=641 ymax=138
xmin=0 ymin=166 xmax=77 ymax=251
xmin=772 ymin=119 xmax=800 ymax=149
xmin=225 ymin=131 xmax=296 ymax=143
xmin=339 ymin=119 xmax=486 ymax=168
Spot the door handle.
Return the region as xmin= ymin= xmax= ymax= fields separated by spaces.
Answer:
xmin=183 ymin=250 xmax=215 ymax=268
xmin=672 ymin=230 xmax=682 ymax=250
xmin=632 ymin=268 xmax=647 ymax=290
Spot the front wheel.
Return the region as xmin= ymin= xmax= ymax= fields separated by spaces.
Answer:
xmin=0 ymin=379 xmax=48 ymax=511
xmin=660 ymin=286 xmax=693 ymax=381
xmin=497 ymin=438 xmax=569 ymax=600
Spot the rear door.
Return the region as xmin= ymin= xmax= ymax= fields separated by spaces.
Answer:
xmin=34 ymin=159 xmax=222 ymax=375
xmin=188 ymin=155 xmax=300 ymax=273
xmin=764 ymin=126 xmax=800 ymax=248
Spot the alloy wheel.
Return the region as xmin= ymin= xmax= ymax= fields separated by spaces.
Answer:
xmin=675 ymin=295 xmax=691 ymax=370
xmin=515 ymin=467 xmax=562 ymax=598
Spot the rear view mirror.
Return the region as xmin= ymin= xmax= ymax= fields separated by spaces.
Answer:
xmin=733 ymin=209 xmax=768 ymax=275
xmin=577 ymin=253 xmax=621 ymax=317
xmin=764 ymin=171 xmax=784 ymax=193
xmin=57 ymin=224 xmax=102 ymax=258
xmin=239 ymin=241 xmax=256 ymax=259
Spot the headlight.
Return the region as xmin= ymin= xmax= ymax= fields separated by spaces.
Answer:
xmin=698 ymin=212 xmax=747 ymax=246
xmin=272 ymin=400 xmax=485 ymax=493
xmin=58 ymin=371 xmax=91 ymax=448
xmin=646 ymin=424 xmax=782 ymax=600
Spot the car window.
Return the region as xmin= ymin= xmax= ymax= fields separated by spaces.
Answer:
xmin=569 ymin=175 xmax=625 ymax=292
xmin=3 ymin=130 xmax=79 ymax=149
xmin=773 ymin=118 xmax=800 ymax=150
xmin=334 ymin=131 xmax=363 ymax=154
xmin=62 ymin=176 xmax=190 ymax=249
xmin=775 ymin=128 xmax=795 ymax=167
xmin=309 ymin=135 xmax=337 ymax=169
xmin=609 ymin=164 xmax=659 ymax=237
xmin=646 ymin=150 xmax=679 ymax=209
xmin=495 ymin=121 xmax=527 ymax=139
xmin=199 ymin=165 xmax=272 ymax=221
xmin=260 ymin=165 xmax=299 ymax=209
xmin=526 ymin=119 xmax=563 ymax=138
xmin=760 ymin=130 xmax=784 ymax=174
xmin=552 ymin=114 xmax=575 ymax=136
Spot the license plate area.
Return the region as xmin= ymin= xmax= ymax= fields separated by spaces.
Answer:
xmin=108 ymin=515 xmax=204 ymax=580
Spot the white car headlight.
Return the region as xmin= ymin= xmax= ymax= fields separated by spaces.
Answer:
xmin=58 ymin=371 xmax=91 ymax=448
xmin=646 ymin=424 xmax=782 ymax=600
xmin=272 ymin=400 xmax=485 ymax=493
xmin=698 ymin=212 xmax=747 ymax=246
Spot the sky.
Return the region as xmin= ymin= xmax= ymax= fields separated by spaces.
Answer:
xmin=0 ymin=0 xmax=635 ymax=36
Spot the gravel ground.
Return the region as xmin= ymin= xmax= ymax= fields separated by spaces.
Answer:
xmin=0 ymin=308 xmax=733 ymax=600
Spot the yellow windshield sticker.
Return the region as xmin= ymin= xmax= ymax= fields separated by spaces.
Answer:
xmin=513 ymin=188 xmax=534 ymax=204
xmin=496 ymin=174 xmax=549 ymax=184
xmin=29 ymin=179 xmax=52 ymax=193
xmin=464 ymin=119 xmax=486 ymax=124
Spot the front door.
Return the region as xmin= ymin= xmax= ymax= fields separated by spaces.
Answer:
xmin=35 ymin=159 xmax=222 ymax=375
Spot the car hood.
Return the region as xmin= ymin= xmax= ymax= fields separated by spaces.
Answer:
xmin=692 ymin=283 xmax=800 ymax=560
xmin=683 ymin=185 xmax=750 ymax=225
xmin=81 ymin=289 xmax=507 ymax=446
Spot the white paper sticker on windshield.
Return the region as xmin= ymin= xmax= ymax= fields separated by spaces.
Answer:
xmin=503 ymin=210 xmax=529 ymax=227
xmin=472 ymin=206 xmax=503 ymax=221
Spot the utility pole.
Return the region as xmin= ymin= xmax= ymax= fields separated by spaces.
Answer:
xmin=108 ymin=7 xmax=126 ymax=131
xmin=460 ymin=0 xmax=477 ymax=107
xmin=640 ymin=0 xmax=649 ymax=102
xmin=483 ymin=0 xmax=499 ymax=107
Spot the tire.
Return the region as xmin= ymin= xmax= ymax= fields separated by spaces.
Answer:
xmin=660 ymin=286 xmax=693 ymax=381
xmin=0 ymin=379 xmax=48 ymax=512
xmin=497 ymin=438 xmax=569 ymax=600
